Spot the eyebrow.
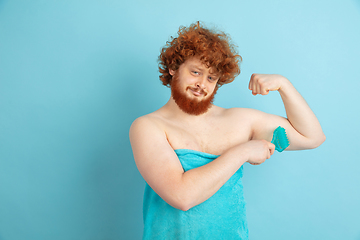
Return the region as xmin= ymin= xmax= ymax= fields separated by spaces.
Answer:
xmin=189 ymin=65 xmax=205 ymax=70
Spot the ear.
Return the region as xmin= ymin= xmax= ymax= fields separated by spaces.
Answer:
xmin=169 ymin=69 xmax=175 ymax=76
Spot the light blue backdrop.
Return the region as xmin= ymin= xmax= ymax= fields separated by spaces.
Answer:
xmin=1 ymin=0 xmax=359 ymax=239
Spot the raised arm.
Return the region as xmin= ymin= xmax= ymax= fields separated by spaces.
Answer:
xmin=249 ymin=74 xmax=326 ymax=150
xmin=130 ymin=116 xmax=274 ymax=211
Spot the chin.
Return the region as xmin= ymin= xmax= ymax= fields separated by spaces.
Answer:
xmin=171 ymin=76 xmax=218 ymax=115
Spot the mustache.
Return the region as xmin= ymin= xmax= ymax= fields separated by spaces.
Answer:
xmin=186 ymin=86 xmax=207 ymax=96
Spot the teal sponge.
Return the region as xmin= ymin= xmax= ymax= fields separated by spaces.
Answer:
xmin=271 ymin=126 xmax=290 ymax=152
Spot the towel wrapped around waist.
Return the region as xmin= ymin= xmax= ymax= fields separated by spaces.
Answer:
xmin=143 ymin=149 xmax=249 ymax=240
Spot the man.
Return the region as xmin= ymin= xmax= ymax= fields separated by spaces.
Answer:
xmin=129 ymin=22 xmax=325 ymax=239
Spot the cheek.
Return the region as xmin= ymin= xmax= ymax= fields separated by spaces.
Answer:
xmin=210 ymin=85 xmax=219 ymax=95
xmin=208 ymin=84 xmax=217 ymax=92
xmin=188 ymin=76 xmax=199 ymax=85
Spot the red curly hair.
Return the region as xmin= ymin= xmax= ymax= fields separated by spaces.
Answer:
xmin=158 ymin=21 xmax=242 ymax=87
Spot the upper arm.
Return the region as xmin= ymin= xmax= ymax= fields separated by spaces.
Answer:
xmin=129 ymin=116 xmax=185 ymax=208
xmin=249 ymin=109 xmax=310 ymax=150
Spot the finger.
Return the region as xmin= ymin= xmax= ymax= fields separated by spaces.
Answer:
xmin=256 ymin=77 xmax=268 ymax=95
xmin=250 ymin=82 xmax=256 ymax=95
xmin=255 ymin=82 xmax=261 ymax=95
xmin=249 ymin=73 xmax=256 ymax=90
xmin=260 ymin=85 xmax=269 ymax=95
xmin=269 ymin=143 xmax=275 ymax=155
xmin=251 ymin=81 xmax=257 ymax=95
xmin=248 ymin=76 xmax=253 ymax=91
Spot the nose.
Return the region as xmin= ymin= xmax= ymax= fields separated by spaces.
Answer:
xmin=196 ymin=76 xmax=207 ymax=89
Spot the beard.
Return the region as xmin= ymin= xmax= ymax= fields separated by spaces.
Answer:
xmin=170 ymin=74 xmax=218 ymax=116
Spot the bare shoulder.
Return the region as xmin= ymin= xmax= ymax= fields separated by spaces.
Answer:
xmin=219 ymin=107 xmax=264 ymax=122
xmin=227 ymin=107 xmax=256 ymax=114
xmin=129 ymin=111 xmax=165 ymax=137
xmin=129 ymin=110 xmax=174 ymax=164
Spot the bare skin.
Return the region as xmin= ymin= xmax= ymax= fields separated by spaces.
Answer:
xmin=129 ymin=57 xmax=325 ymax=211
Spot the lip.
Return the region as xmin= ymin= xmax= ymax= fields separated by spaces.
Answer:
xmin=189 ymin=88 xmax=204 ymax=97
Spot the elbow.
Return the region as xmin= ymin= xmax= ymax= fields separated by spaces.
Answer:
xmin=321 ymin=133 xmax=326 ymax=144
xmin=170 ymin=202 xmax=191 ymax=212
xmin=309 ymin=133 xmax=326 ymax=149
xmin=172 ymin=197 xmax=193 ymax=212
xmin=178 ymin=204 xmax=191 ymax=212
xmin=168 ymin=192 xmax=195 ymax=212
xmin=317 ymin=133 xmax=326 ymax=147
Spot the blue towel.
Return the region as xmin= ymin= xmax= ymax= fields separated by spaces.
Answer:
xmin=143 ymin=149 xmax=249 ymax=239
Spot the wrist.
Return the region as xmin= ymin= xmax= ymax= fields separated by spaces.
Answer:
xmin=278 ymin=76 xmax=292 ymax=94
xmin=227 ymin=144 xmax=250 ymax=164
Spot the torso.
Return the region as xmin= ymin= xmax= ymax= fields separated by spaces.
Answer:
xmin=147 ymin=105 xmax=254 ymax=155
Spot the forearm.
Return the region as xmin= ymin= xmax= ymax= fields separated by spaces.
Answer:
xmin=176 ymin=147 xmax=248 ymax=211
xmin=172 ymin=140 xmax=274 ymax=211
xmin=279 ymin=79 xmax=325 ymax=147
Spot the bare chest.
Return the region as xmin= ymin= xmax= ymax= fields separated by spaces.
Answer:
xmin=164 ymin=120 xmax=252 ymax=155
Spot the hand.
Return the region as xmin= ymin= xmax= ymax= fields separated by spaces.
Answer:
xmin=241 ymin=140 xmax=275 ymax=165
xmin=248 ymin=74 xmax=288 ymax=96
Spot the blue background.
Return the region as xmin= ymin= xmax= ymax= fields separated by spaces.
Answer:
xmin=1 ymin=0 xmax=359 ymax=239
